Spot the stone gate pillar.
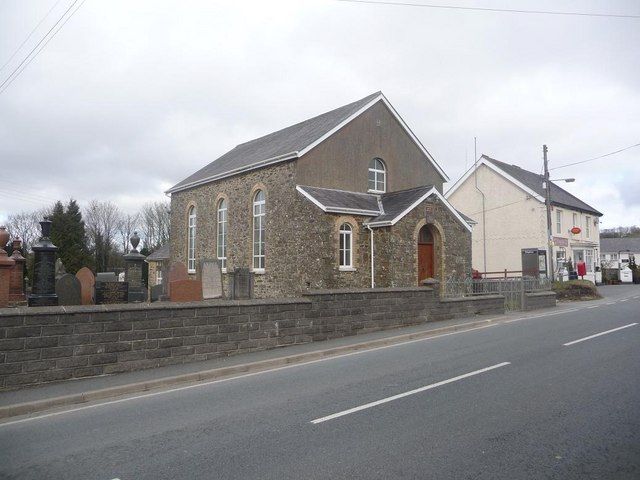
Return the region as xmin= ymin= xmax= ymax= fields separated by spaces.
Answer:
xmin=0 ymin=227 xmax=15 ymax=308
xmin=124 ymin=231 xmax=147 ymax=302
xmin=28 ymin=220 xmax=58 ymax=307
xmin=9 ymin=237 xmax=26 ymax=304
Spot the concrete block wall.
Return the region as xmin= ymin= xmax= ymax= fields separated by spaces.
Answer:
xmin=523 ymin=291 xmax=557 ymax=311
xmin=0 ymin=288 xmax=505 ymax=390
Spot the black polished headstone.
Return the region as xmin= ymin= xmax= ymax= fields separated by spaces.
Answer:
xmin=95 ymin=281 xmax=129 ymax=304
xmin=28 ymin=220 xmax=58 ymax=307
xmin=55 ymin=274 xmax=81 ymax=306
xmin=150 ymin=283 xmax=164 ymax=302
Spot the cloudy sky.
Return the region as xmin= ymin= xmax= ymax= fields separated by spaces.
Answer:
xmin=0 ymin=0 xmax=638 ymax=228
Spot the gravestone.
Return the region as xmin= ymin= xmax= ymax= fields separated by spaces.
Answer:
xmin=96 ymin=272 xmax=118 ymax=283
xmin=76 ymin=267 xmax=95 ymax=305
xmin=150 ymin=283 xmax=164 ymax=302
xmin=167 ymin=262 xmax=189 ymax=296
xmin=169 ymin=279 xmax=203 ymax=302
xmin=28 ymin=220 xmax=58 ymax=307
xmin=95 ymin=281 xmax=129 ymax=304
xmin=124 ymin=232 xmax=147 ymax=302
xmin=55 ymin=274 xmax=81 ymax=306
xmin=55 ymin=258 xmax=66 ymax=280
xmin=231 ymin=267 xmax=253 ymax=300
xmin=200 ymin=259 xmax=223 ymax=299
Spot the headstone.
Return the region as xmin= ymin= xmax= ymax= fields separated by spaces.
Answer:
xmin=9 ymin=237 xmax=26 ymax=304
xmin=55 ymin=274 xmax=81 ymax=306
xmin=200 ymin=259 xmax=223 ymax=299
xmin=231 ymin=267 xmax=253 ymax=300
xmin=55 ymin=258 xmax=66 ymax=279
xmin=28 ymin=220 xmax=58 ymax=307
xmin=95 ymin=281 xmax=129 ymax=304
xmin=169 ymin=279 xmax=203 ymax=302
xmin=76 ymin=267 xmax=95 ymax=305
xmin=96 ymin=272 xmax=118 ymax=283
xmin=0 ymin=226 xmax=15 ymax=308
xmin=150 ymin=283 xmax=164 ymax=302
xmin=167 ymin=262 xmax=189 ymax=296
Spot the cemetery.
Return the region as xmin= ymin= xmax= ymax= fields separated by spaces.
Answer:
xmin=0 ymin=219 xmax=554 ymax=390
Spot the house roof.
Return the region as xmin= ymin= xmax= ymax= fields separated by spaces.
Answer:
xmin=167 ymin=92 xmax=448 ymax=194
xmin=600 ymin=237 xmax=640 ymax=253
xmin=296 ymin=184 xmax=472 ymax=231
xmin=146 ymin=244 xmax=170 ymax=261
xmin=446 ymin=155 xmax=603 ymax=217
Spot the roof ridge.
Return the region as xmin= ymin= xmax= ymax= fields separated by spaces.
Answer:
xmin=382 ymin=184 xmax=433 ymax=197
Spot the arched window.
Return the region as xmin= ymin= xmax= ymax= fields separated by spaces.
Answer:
xmin=368 ymin=158 xmax=386 ymax=193
xmin=339 ymin=223 xmax=353 ymax=269
xmin=217 ymin=199 xmax=227 ymax=270
xmin=252 ymin=190 xmax=265 ymax=270
xmin=187 ymin=206 xmax=196 ymax=273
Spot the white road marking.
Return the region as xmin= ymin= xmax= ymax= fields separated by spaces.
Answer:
xmin=310 ymin=362 xmax=511 ymax=424
xmin=563 ymin=323 xmax=638 ymax=346
xmin=620 ymin=299 xmax=629 ymax=302
xmin=587 ymin=305 xmax=600 ymax=309
xmin=606 ymin=302 xmax=615 ymax=305
xmin=0 ymin=324 xmax=499 ymax=428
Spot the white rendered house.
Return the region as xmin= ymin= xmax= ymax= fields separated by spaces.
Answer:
xmin=446 ymin=155 xmax=603 ymax=282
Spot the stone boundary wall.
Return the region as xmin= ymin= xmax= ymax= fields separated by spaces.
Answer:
xmin=523 ymin=291 xmax=557 ymax=311
xmin=0 ymin=288 xmax=504 ymax=390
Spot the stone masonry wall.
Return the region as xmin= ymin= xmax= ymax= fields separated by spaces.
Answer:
xmin=0 ymin=288 xmax=504 ymax=390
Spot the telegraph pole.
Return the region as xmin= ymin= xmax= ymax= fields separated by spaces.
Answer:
xmin=543 ymin=145 xmax=555 ymax=281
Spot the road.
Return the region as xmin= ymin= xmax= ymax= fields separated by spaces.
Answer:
xmin=1 ymin=290 xmax=639 ymax=479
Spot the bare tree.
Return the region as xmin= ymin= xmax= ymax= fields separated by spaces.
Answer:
xmin=4 ymin=207 xmax=51 ymax=252
xmin=84 ymin=200 xmax=122 ymax=271
xmin=140 ymin=201 xmax=170 ymax=251
xmin=117 ymin=212 xmax=140 ymax=254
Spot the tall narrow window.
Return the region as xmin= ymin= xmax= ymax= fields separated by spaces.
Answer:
xmin=368 ymin=158 xmax=386 ymax=193
xmin=556 ymin=210 xmax=562 ymax=234
xmin=253 ymin=190 xmax=265 ymax=270
xmin=339 ymin=223 xmax=353 ymax=269
xmin=585 ymin=216 xmax=591 ymax=238
xmin=187 ymin=206 xmax=196 ymax=273
xmin=217 ymin=199 xmax=227 ymax=270
xmin=573 ymin=213 xmax=578 ymax=227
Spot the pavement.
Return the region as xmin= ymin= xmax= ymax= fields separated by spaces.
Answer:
xmin=0 ymin=284 xmax=638 ymax=479
xmin=0 ymin=284 xmax=637 ymax=419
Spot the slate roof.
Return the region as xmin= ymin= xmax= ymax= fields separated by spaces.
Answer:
xmin=296 ymin=186 xmax=380 ymax=214
xmin=297 ymin=184 xmax=473 ymax=231
xmin=600 ymin=237 xmax=640 ymax=253
xmin=168 ymin=92 xmax=383 ymax=193
xmin=482 ymin=155 xmax=603 ymax=216
xmin=373 ymin=185 xmax=434 ymax=224
xmin=146 ymin=244 xmax=170 ymax=261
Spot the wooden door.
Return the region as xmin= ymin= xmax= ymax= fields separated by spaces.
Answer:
xmin=418 ymin=243 xmax=434 ymax=283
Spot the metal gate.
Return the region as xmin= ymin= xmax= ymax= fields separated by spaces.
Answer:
xmin=442 ymin=277 xmax=551 ymax=311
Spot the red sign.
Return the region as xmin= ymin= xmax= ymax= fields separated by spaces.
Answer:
xmin=570 ymin=226 xmax=581 ymax=235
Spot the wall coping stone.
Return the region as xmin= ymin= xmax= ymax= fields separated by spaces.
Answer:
xmin=440 ymin=295 xmax=504 ymax=304
xmin=525 ymin=291 xmax=557 ymax=298
xmin=305 ymin=287 xmax=435 ymax=296
xmin=0 ymin=297 xmax=311 ymax=317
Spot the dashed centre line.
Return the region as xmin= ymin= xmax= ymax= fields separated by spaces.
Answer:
xmin=311 ymin=362 xmax=511 ymax=424
xmin=563 ymin=323 xmax=638 ymax=347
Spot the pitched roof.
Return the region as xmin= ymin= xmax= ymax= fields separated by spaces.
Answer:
xmin=146 ymin=244 xmax=170 ymax=261
xmin=167 ymin=92 xmax=448 ymax=193
xmin=296 ymin=184 xmax=472 ymax=231
xmin=600 ymin=237 xmax=640 ymax=253
xmin=482 ymin=156 xmax=603 ymax=216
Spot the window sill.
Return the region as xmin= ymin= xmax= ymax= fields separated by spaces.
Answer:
xmin=187 ymin=270 xmax=196 ymax=275
xmin=367 ymin=189 xmax=385 ymax=194
xmin=252 ymin=268 xmax=266 ymax=275
xmin=339 ymin=267 xmax=356 ymax=272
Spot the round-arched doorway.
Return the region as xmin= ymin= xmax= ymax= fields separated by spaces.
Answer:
xmin=417 ymin=225 xmax=435 ymax=283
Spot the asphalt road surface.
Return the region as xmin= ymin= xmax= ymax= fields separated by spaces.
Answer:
xmin=1 ymin=292 xmax=639 ymax=479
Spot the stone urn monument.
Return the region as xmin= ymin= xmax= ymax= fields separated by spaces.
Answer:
xmin=28 ymin=220 xmax=58 ymax=307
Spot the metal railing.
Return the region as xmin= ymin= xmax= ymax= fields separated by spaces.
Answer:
xmin=442 ymin=276 xmax=552 ymax=311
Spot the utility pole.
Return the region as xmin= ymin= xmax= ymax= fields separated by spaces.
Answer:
xmin=543 ymin=145 xmax=555 ymax=282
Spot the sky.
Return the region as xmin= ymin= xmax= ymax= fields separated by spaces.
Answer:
xmin=0 ymin=0 xmax=638 ymax=229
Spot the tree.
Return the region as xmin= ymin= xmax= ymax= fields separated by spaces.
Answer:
xmin=5 ymin=208 xmax=51 ymax=253
xmin=117 ymin=212 xmax=140 ymax=254
xmin=50 ymin=199 xmax=92 ymax=274
xmin=140 ymin=201 xmax=170 ymax=251
xmin=84 ymin=200 xmax=121 ymax=272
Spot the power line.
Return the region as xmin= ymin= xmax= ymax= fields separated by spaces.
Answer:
xmin=0 ymin=0 xmax=64 ymax=74
xmin=0 ymin=0 xmax=84 ymax=96
xmin=549 ymin=142 xmax=640 ymax=170
xmin=335 ymin=0 xmax=640 ymax=19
